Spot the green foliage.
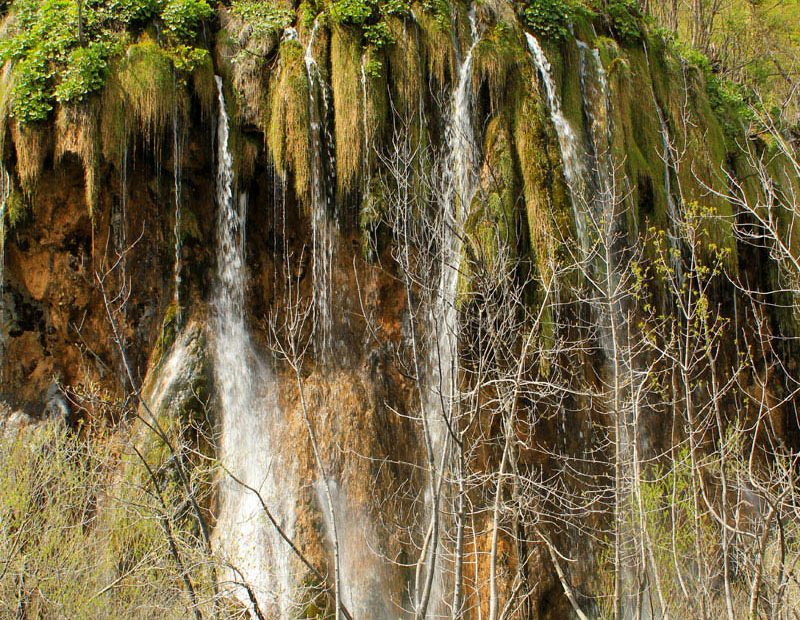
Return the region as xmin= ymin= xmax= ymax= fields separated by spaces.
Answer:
xmin=669 ymin=36 xmax=753 ymax=135
xmin=604 ymin=0 xmax=642 ymax=42
xmin=364 ymin=56 xmax=383 ymax=78
xmin=363 ymin=20 xmax=393 ymax=49
xmin=9 ymin=51 xmax=53 ymax=122
xmin=169 ymin=43 xmax=210 ymax=74
xmin=523 ymin=0 xmax=574 ymax=40
xmin=1 ymin=0 xmax=213 ymax=124
xmin=54 ymin=42 xmax=113 ymax=102
xmin=230 ymin=0 xmax=293 ymax=39
xmin=381 ymin=0 xmax=410 ymax=18
xmin=330 ymin=0 xmax=375 ymax=26
xmin=161 ymin=0 xmax=214 ymax=41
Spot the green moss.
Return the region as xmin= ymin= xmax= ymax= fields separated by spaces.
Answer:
xmin=4 ymin=186 xmax=28 ymax=227
xmin=604 ymin=45 xmax=667 ymax=236
xmin=100 ymin=40 xmax=187 ymax=162
xmin=512 ymin=85 xmax=572 ymax=285
xmin=385 ymin=16 xmax=423 ymax=118
xmin=415 ymin=2 xmax=454 ymax=86
xmin=460 ymin=117 xmax=518 ymax=298
xmin=151 ymin=302 xmax=180 ymax=366
xmin=473 ymin=21 xmax=528 ymax=112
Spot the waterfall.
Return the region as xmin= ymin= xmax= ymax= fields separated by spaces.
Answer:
xmin=578 ymin=40 xmax=614 ymax=218
xmin=418 ymin=6 xmax=481 ymax=616
xmin=212 ymin=76 xmax=296 ymax=617
xmin=303 ymin=21 xmax=336 ymax=359
xmin=315 ymin=479 xmax=394 ymax=617
xmin=526 ymin=33 xmax=589 ymax=247
xmin=427 ymin=3 xmax=480 ymax=463
xmin=642 ymin=43 xmax=683 ymax=284
xmin=0 ymin=167 xmax=9 ymax=383
xmin=172 ymin=108 xmax=184 ymax=326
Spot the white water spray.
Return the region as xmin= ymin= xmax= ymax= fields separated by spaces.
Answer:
xmin=212 ymin=76 xmax=296 ymax=617
xmin=316 ymin=479 xmax=395 ymax=617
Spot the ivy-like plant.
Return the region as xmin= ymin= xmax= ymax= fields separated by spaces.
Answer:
xmin=0 ymin=0 xmax=213 ymax=123
xmin=523 ymin=0 xmax=574 ymax=41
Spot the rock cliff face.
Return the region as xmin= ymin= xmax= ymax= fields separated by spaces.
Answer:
xmin=1 ymin=0 xmax=799 ymax=617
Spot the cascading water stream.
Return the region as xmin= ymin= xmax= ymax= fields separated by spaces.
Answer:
xmin=580 ymin=41 xmax=651 ymax=618
xmin=643 ymin=43 xmax=684 ymax=284
xmin=578 ymin=40 xmax=614 ymax=217
xmin=0 ymin=167 xmax=9 ymax=383
xmin=526 ymin=33 xmax=590 ymax=249
xmin=172 ymin=107 xmax=184 ymax=326
xmin=418 ymin=6 xmax=481 ymax=616
xmin=212 ymin=75 xmax=296 ymax=617
xmin=302 ymin=21 xmax=336 ymax=359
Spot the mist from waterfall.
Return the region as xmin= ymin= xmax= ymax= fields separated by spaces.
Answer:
xmin=315 ymin=479 xmax=396 ymax=617
xmin=211 ymin=75 xmax=296 ymax=617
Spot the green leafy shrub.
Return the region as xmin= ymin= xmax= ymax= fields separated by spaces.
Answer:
xmin=523 ymin=0 xmax=573 ymax=41
xmin=382 ymin=0 xmax=410 ymax=18
xmin=161 ymin=0 xmax=214 ymax=41
xmin=230 ymin=0 xmax=293 ymax=38
xmin=1 ymin=0 xmax=213 ymax=124
xmin=330 ymin=0 xmax=375 ymax=26
xmin=364 ymin=20 xmax=393 ymax=49
xmin=9 ymin=51 xmax=52 ymax=123
xmin=669 ymin=36 xmax=753 ymax=134
xmin=605 ymin=0 xmax=641 ymax=42
xmin=54 ymin=42 xmax=113 ymax=103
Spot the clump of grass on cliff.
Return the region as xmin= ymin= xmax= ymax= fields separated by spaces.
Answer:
xmin=101 ymin=40 xmax=186 ymax=161
xmin=331 ymin=25 xmax=364 ymax=199
xmin=55 ymin=104 xmax=99 ymax=214
xmin=473 ymin=20 xmax=527 ymax=112
xmin=268 ymin=38 xmax=311 ymax=205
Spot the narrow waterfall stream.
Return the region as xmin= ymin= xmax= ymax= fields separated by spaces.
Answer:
xmin=643 ymin=43 xmax=684 ymax=284
xmin=428 ymin=4 xmax=480 ymax=478
xmin=418 ymin=6 xmax=481 ymax=616
xmin=212 ymin=75 xmax=296 ymax=617
xmin=303 ymin=21 xmax=336 ymax=359
xmin=0 ymin=167 xmax=9 ymax=382
xmin=578 ymin=40 xmax=614 ymax=217
xmin=526 ymin=33 xmax=590 ymax=249
xmin=172 ymin=108 xmax=184 ymax=326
